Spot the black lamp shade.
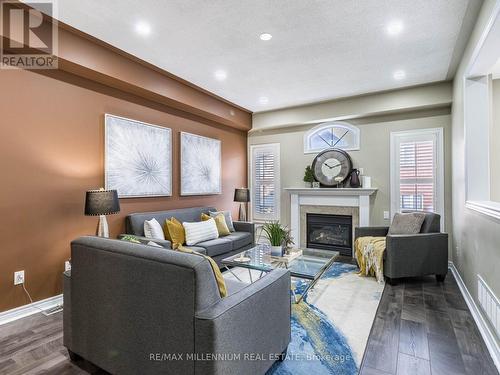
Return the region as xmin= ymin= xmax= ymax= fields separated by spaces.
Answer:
xmin=234 ymin=188 xmax=250 ymax=203
xmin=84 ymin=189 xmax=120 ymax=216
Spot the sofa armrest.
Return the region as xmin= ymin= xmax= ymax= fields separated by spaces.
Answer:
xmin=233 ymin=221 xmax=255 ymax=236
xmin=385 ymin=233 xmax=448 ymax=278
xmin=355 ymin=226 xmax=389 ymax=239
xmin=117 ymin=234 xmax=172 ymax=249
xmin=194 ymin=268 xmax=290 ymax=374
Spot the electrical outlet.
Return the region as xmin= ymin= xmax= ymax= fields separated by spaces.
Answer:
xmin=383 ymin=211 xmax=390 ymax=220
xmin=14 ymin=270 xmax=25 ymax=285
xmin=65 ymin=261 xmax=71 ymax=272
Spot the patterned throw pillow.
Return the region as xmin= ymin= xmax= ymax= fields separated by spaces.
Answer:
xmin=209 ymin=210 xmax=235 ymax=232
xmin=183 ymin=218 xmax=219 ymax=246
xmin=201 ymin=213 xmax=231 ymax=236
xmin=388 ymin=212 xmax=426 ymax=235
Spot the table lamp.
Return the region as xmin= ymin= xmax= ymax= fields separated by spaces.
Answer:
xmin=234 ymin=188 xmax=250 ymax=221
xmin=84 ymin=188 xmax=120 ymax=237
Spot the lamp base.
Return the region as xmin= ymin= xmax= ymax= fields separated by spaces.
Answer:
xmin=238 ymin=202 xmax=247 ymax=222
xmin=96 ymin=215 xmax=109 ymax=237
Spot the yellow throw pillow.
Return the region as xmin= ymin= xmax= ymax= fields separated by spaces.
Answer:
xmin=177 ymin=245 xmax=227 ymax=298
xmin=201 ymin=212 xmax=231 ymax=236
xmin=165 ymin=217 xmax=185 ymax=249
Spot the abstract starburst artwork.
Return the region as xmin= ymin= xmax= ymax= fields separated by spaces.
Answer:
xmin=180 ymin=132 xmax=221 ymax=195
xmin=105 ymin=114 xmax=172 ymax=197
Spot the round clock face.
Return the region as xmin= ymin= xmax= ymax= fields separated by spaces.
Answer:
xmin=312 ymin=148 xmax=353 ymax=186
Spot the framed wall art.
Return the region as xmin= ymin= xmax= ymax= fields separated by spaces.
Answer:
xmin=105 ymin=114 xmax=172 ymax=197
xmin=180 ymin=132 xmax=221 ymax=195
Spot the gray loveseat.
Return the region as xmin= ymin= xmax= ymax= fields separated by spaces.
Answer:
xmin=354 ymin=212 xmax=448 ymax=284
xmin=64 ymin=236 xmax=291 ymax=375
xmin=123 ymin=206 xmax=255 ymax=265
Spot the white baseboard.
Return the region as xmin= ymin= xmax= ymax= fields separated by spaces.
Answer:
xmin=0 ymin=294 xmax=63 ymax=326
xmin=448 ymin=261 xmax=500 ymax=371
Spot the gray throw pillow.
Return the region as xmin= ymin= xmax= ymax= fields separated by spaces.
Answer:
xmin=209 ymin=210 xmax=235 ymax=232
xmin=388 ymin=212 xmax=426 ymax=235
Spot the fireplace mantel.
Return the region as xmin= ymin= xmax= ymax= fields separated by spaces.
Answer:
xmin=285 ymin=187 xmax=377 ymax=252
xmin=284 ymin=187 xmax=377 ymax=196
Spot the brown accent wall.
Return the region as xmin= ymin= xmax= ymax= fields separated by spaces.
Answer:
xmin=0 ymin=68 xmax=248 ymax=312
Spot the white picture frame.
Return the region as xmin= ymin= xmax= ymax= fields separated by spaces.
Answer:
xmin=105 ymin=114 xmax=172 ymax=198
xmin=180 ymin=132 xmax=221 ymax=195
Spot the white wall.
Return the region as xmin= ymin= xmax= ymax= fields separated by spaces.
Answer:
xmin=491 ymin=79 xmax=500 ymax=202
xmin=452 ymin=0 xmax=500 ymax=348
xmin=249 ymin=108 xmax=452 ymax=239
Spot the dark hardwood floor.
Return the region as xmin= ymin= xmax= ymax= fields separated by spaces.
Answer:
xmin=0 ymin=270 xmax=497 ymax=374
xmin=360 ymin=271 xmax=498 ymax=375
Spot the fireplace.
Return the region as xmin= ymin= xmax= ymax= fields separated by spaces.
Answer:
xmin=306 ymin=213 xmax=353 ymax=256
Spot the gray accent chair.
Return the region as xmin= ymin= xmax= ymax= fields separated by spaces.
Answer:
xmin=64 ymin=236 xmax=291 ymax=375
xmin=122 ymin=207 xmax=255 ymax=266
xmin=354 ymin=212 xmax=448 ymax=285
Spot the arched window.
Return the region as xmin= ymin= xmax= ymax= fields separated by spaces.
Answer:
xmin=304 ymin=122 xmax=360 ymax=153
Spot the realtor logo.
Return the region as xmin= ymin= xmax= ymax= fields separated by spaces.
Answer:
xmin=0 ymin=0 xmax=58 ymax=69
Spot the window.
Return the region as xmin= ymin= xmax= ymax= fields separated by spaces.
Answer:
xmin=250 ymin=143 xmax=280 ymax=221
xmin=390 ymin=128 xmax=444 ymax=226
xmin=304 ymin=122 xmax=360 ymax=153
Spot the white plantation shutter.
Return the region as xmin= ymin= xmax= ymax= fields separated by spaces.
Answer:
xmin=250 ymin=144 xmax=280 ymax=221
xmin=391 ymin=129 xmax=444 ymax=225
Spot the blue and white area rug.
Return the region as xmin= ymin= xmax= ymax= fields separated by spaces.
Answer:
xmin=224 ymin=262 xmax=384 ymax=375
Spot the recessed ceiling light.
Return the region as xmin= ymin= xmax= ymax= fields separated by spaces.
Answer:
xmin=393 ymin=70 xmax=406 ymax=80
xmin=259 ymin=96 xmax=269 ymax=105
xmin=259 ymin=33 xmax=273 ymax=41
xmin=214 ymin=69 xmax=227 ymax=81
xmin=386 ymin=20 xmax=404 ymax=36
xmin=135 ymin=21 xmax=152 ymax=36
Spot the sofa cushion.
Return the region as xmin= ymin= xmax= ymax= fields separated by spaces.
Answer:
xmin=202 ymin=212 xmax=231 ymax=236
xmin=388 ymin=212 xmax=426 ymax=235
xmin=196 ymin=237 xmax=233 ymax=257
xmin=209 ymin=210 xmax=235 ymax=232
xmin=184 ymin=218 xmax=219 ymax=246
xmin=223 ymin=231 xmax=252 ymax=249
xmin=165 ymin=217 xmax=186 ymax=248
xmin=144 ymin=218 xmax=165 ymax=240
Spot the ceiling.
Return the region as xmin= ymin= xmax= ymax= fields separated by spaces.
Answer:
xmin=47 ymin=0 xmax=482 ymax=112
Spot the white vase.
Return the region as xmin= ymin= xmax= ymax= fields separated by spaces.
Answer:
xmin=304 ymin=181 xmax=312 ymax=188
xmin=270 ymin=245 xmax=283 ymax=256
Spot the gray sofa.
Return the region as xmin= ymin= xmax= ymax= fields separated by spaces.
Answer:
xmin=123 ymin=207 xmax=255 ymax=266
xmin=354 ymin=212 xmax=448 ymax=284
xmin=64 ymin=236 xmax=291 ymax=375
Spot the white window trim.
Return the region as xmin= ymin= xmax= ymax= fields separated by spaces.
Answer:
xmin=304 ymin=121 xmax=360 ymax=154
xmin=390 ymin=128 xmax=445 ymax=229
xmin=463 ymin=0 xmax=500 ymax=221
xmin=249 ymin=143 xmax=281 ymax=223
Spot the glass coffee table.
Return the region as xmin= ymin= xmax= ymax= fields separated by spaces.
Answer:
xmin=222 ymin=244 xmax=339 ymax=303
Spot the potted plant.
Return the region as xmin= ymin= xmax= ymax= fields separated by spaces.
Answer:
xmin=303 ymin=165 xmax=315 ymax=187
xmin=262 ymin=221 xmax=287 ymax=256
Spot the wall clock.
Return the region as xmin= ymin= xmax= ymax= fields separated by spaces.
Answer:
xmin=311 ymin=148 xmax=353 ymax=187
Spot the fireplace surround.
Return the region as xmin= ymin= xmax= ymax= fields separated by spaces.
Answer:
xmin=285 ymin=187 xmax=377 ymax=257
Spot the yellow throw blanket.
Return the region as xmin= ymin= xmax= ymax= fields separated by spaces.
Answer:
xmin=354 ymin=236 xmax=386 ymax=283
